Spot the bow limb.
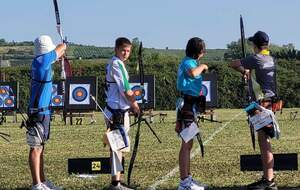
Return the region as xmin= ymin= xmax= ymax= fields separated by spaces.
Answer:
xmin=196 ymin=131 xmax=204 ymax=157
xmin=127 ymin=117 xmax=141 ymax=185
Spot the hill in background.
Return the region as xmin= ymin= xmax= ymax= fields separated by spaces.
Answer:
xmin=0 ymin=40 xmax=226 ymax=66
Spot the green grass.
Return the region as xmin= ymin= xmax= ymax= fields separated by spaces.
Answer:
xmin=0 ymin=108 xmax=299 ymax=190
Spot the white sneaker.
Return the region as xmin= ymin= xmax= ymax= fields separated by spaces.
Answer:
xmin=178 ymin=184 xmax=192 ymax=190
xmin=189 ymin=176 xmax=208 ymax=189
xmin=190 ymin=181 xmax=205 ymax=190
xmin=43 ymin=180 xmax=62 ymax=190
xmin=31 ymin=183 xmax=51 ymax=190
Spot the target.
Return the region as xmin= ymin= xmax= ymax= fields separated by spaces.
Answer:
xmin=131 ymin=85 xmax=146 ymax=101
xmin=51 ymin=82 xmax=64 ymax=109
xmin=51 ymin=95 xmax=63 ymax=107
xmin=201 ymin=73 xmax=217 ymax=108
xmin=65 ymin=77 xmax=97 ymax=111
xmin=69 ymin=84 xmax=90 ymax=105
xmin=72 ymin=87 xmax=88 ymax=102
xmin=0 ymin=86 xmax=9 ymax=97
xmin=129 ymin=75 xmax=155 ymax=109
xmin=200 ymin=84 xmax=208 ymax=96
xmin=4 ymin=96 xmax=14 ymax=107
xmin=0 ymin=82 xmax=19 ymax=111
xmin=52 ymin=84 xmax=58 ymax=95
xmin=200 ymin=81 xmax=211 ymax=101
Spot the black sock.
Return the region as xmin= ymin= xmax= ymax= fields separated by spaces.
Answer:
xmin=111 ymin=180 xmax=120 ymax=186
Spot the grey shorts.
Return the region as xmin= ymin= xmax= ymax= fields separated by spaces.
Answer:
xmin=26 ymin=114 xmax=51 ymax=148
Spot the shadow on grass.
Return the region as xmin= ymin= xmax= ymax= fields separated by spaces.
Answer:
xmin=2 ymin=185 xmax=300 ymax=190
xmin=0 ymin=188 xmax=30 ymax=190
xmin=155 ymin=186 xmax=300 ymax=190
xmin=208 ymin=186 xmax=300 ymax=190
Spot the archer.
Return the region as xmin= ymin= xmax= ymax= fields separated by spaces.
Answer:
xmin=27 ymin=35 xmax=66 ymax=190
xmin=176 ymin=37 xmax=208 ymax=190
xmin=103 ymin=37 xmax=140 ymax=190
xmin=230 ymin=31 xmax=280 ymax=190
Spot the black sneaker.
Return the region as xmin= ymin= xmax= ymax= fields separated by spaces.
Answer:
xmin=247 ymin=177 xmax=277 ymax=190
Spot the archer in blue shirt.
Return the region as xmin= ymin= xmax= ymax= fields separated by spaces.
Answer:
xmin=176 ymin=37 xmax=208 ymax=190
xmin=27 ymin=35 xmax=66 ymax=190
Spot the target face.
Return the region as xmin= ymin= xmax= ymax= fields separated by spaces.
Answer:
xmin=0 ymin=82 xmax=19 ymax=111
xmin=51 ymin=95 xmax=63 ymax=106
xmin=51 ymin=83 xmax=64 ymax=109
xmin=130 ymin=83 xmax=148 ymax=103
xmin=132 ymin=85 xmax=145 ymax=101
xmin=65 ymin=76 xmax=97 ymax=111
xmin=200 ymin=85 xmax=208 ymax=96
xmin=52 ymin=84 xmax=58 ymax=95
xmin=201 ymin=81 xmax=211 ymax=101
xmin=69 ymin=84 xmax=90 ymax=105
xmin=4 ymin=96 xmax=14 ymax=107
xmin=0 ymin=86 xmax=9 ymax=97
xmin=0 ymin=86 xmax=15 ymax=108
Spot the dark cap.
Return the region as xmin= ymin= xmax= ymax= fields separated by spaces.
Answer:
xmin=248 ymin=31 xmax=269 ymax=47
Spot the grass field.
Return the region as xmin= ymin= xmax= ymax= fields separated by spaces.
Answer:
xmin=0 ymin=108 xmax=299 ymax=190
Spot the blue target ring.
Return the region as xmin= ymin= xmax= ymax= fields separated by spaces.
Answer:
xmin=4 ymin=96 xmax=14 ymax=107
xmin=200 ymin=85 xmax=208 ymax=96
xmin=0 ymin=86 xmax=9 ymax=97
xmin=72 ymin=87 xmax=88 ymax=102
xmin=52 ymin=84 xmax=58 ymax=95
xmin=52 ymin=95 xmax=62 ymax=106
xmin=131 ymin=85 xmax=145 ymax=101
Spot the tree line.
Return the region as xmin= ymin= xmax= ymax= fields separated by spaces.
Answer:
xmin=0 ymin=38 xmax=299 ymax=110
xmin=1 ymin=55 xmax=299 ymax=111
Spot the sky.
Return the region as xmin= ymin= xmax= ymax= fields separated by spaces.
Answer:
xmin=1 ymin=0 xmax=300 ymax=49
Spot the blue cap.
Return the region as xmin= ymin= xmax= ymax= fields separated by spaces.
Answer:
xmin=248 ymin=31 xmax=269 ymax=47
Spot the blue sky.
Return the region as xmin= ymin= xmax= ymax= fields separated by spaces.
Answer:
xmin=1 ymin=0 xmax=299 ymax=49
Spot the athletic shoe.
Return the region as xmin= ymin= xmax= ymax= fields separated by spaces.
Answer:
xmin=177 ymin=176 xmax=205 ymax=190
xmin=31 ymin=183 xmax=51 ymax=190
xmin=177 ymin=183 xmax=205 ymax=190
xmin=177 ymin=184 xmax=192 ymax=190
xmin=189 ymin=176 xmax=208 ymax=189
xmin=247 ymin=177 xmax=278 ymax=190
xmin=43 ymin=180 xmax=62 ymax=190
xmin=107 ymin=184 xmax=135 ymax=190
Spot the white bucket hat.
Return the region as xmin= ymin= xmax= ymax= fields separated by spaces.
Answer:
xmin=34 ymin=35 xmax=56 ymax=56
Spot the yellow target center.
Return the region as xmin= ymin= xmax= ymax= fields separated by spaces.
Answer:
xmin=76 ymin=91 xmax=83 ymax=97
xmin=134 ymin=90 xmax=141 ymax=96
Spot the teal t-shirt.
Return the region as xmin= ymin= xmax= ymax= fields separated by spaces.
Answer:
xmin=177 ymin=56 xmax=203 ymax=97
